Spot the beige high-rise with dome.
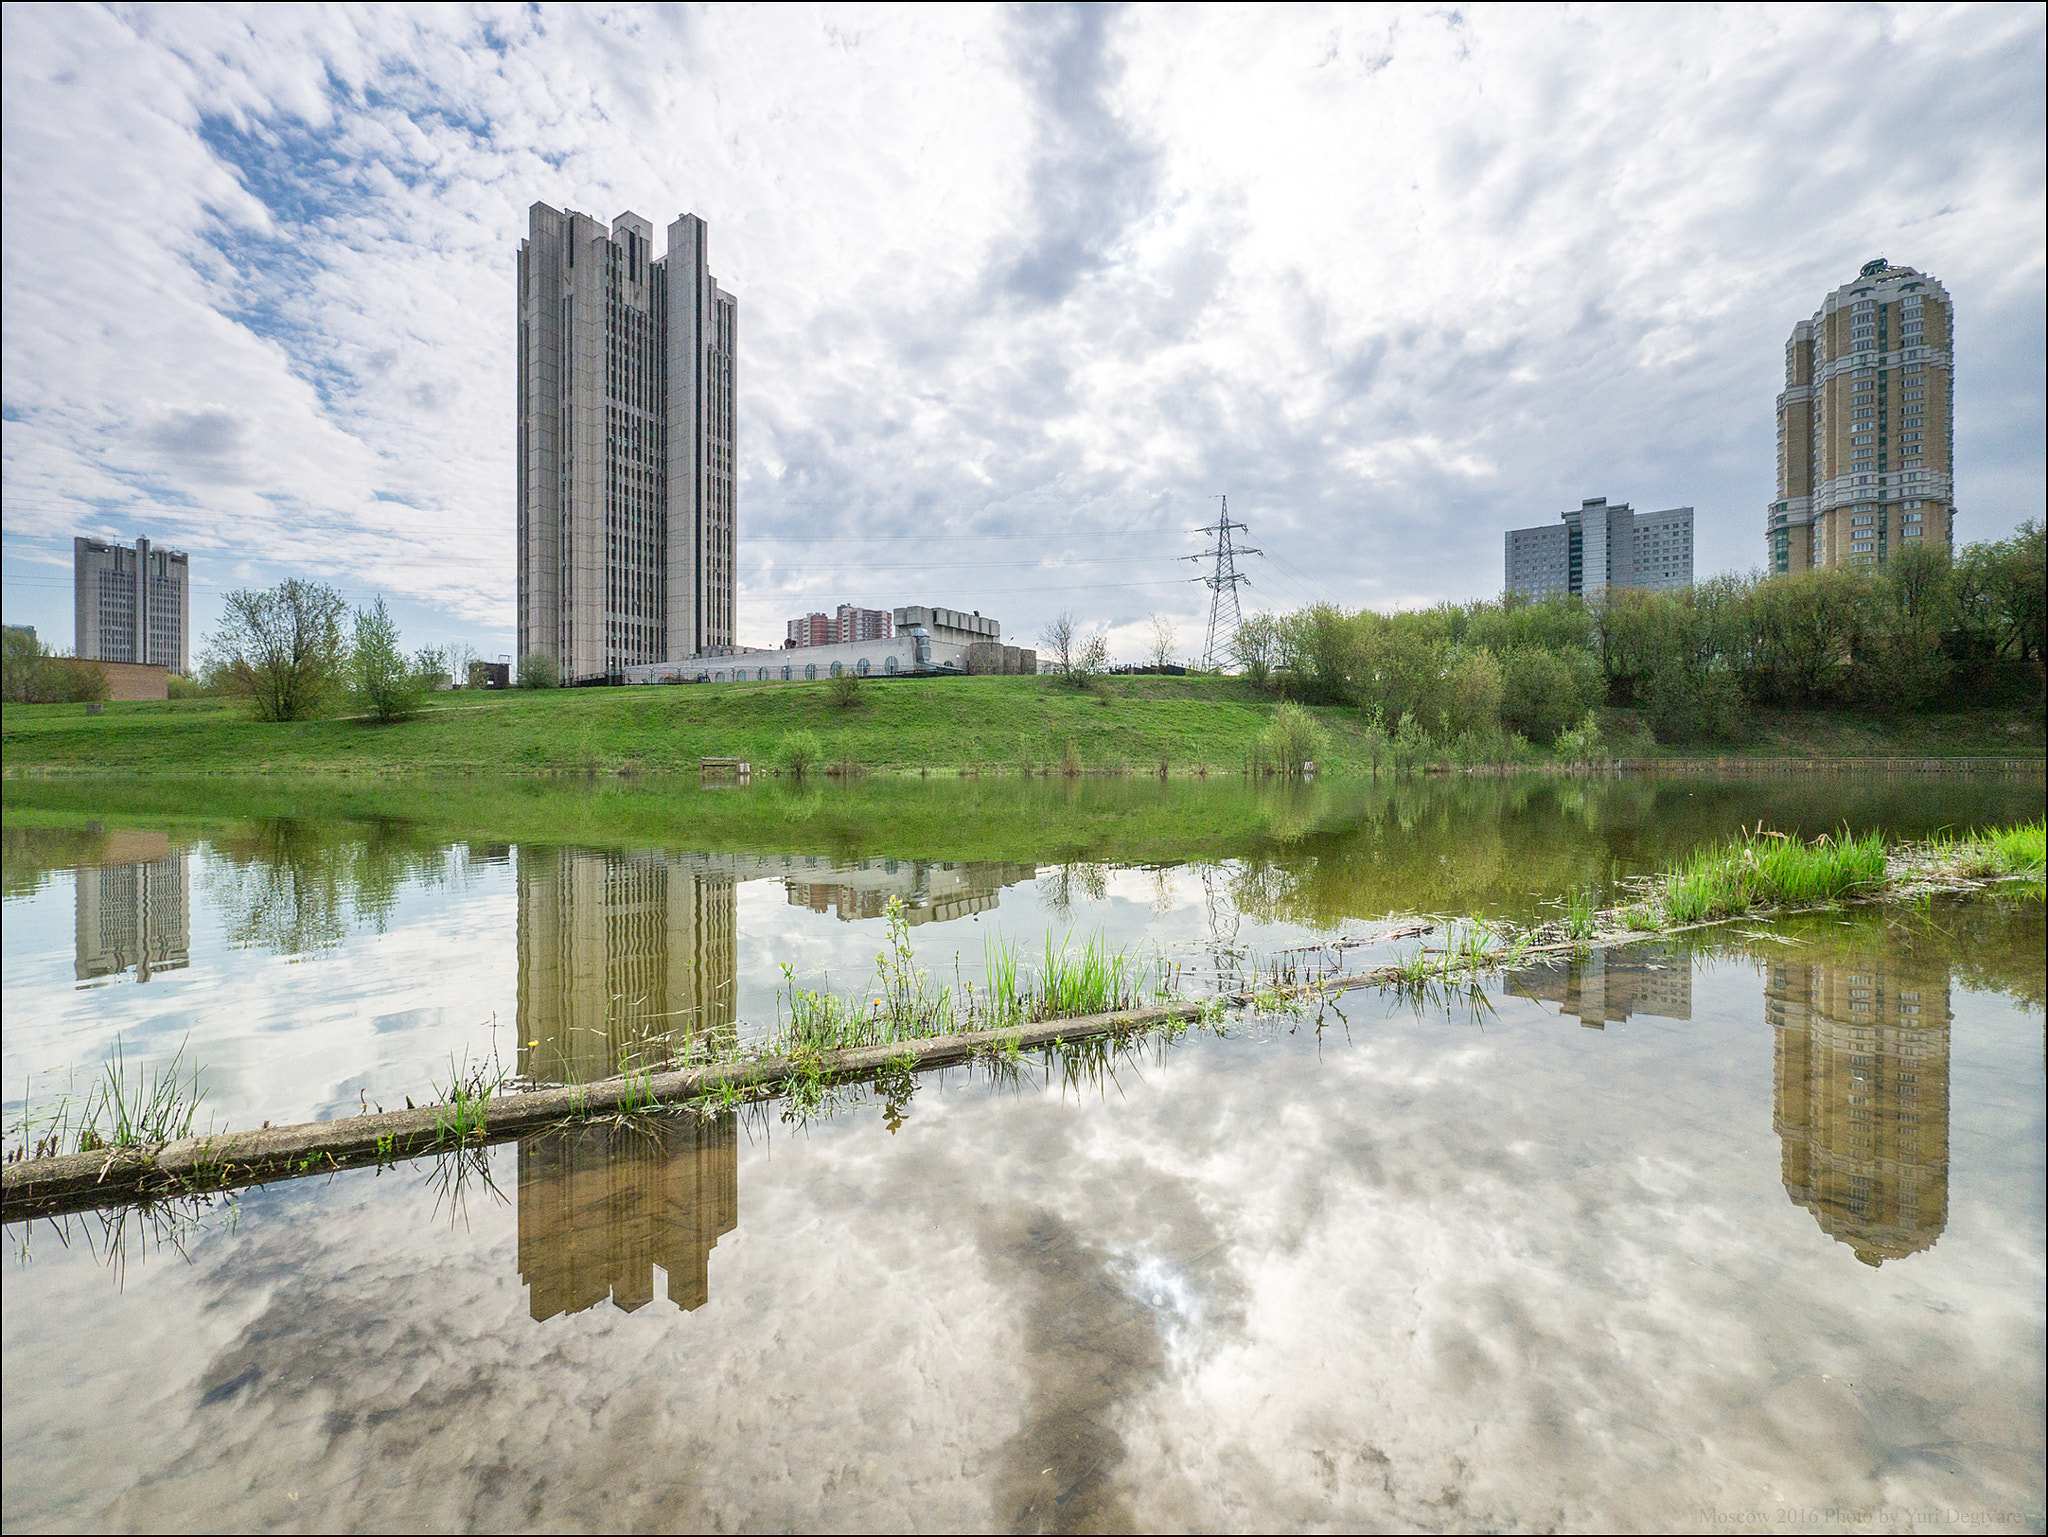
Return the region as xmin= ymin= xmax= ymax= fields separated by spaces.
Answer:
xmin=1768 ymin=258 xmax=1953 ymax=574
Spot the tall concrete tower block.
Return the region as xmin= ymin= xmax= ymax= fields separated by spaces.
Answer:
xmin=518 ymin=202 xmax=737 ymax=683
xmin=1769 ymin=259 xmax=1954 ymax=575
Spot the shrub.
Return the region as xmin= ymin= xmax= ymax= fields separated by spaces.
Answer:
xmin=776 ymin=728 xmax=824 ymax=777
xmin=1500 ymin=648 xmax=1585 ymax=746
xmin=517 ymin=651 xmax=560 ymax=689
xmin=1644 ymin=665 xmax=1746 ymax=744
xmin=3 ymin=632 xmax=113 ymax=704
xmin=828 ymin=669 xmax=862 ymax=708
xmin=202 ymin=579 xmax=350 ymax=722
xmin=1555 ymin=712 xmax=1607 ymax=766
xmin=353 ymin=599 xmax=429 ymax=722
xmin=1264 ymin=700 xmax=1329 ymax=775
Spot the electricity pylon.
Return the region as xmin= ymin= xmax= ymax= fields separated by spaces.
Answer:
xmin=1183 ymin=497 xmax=1260 ymax=671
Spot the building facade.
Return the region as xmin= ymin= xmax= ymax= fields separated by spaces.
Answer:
xmin=73 ymin=536 xmax=189 ymax=675
xmin=517 ymin=202 xmax=737 ymax=684
xmin=1769 ymin=258 xmax=1954 ymax=574
xmin=786 ymin=604 xmax=891 ymax=648
xmin=1504 ymin=498 xmax=1693 ymax=600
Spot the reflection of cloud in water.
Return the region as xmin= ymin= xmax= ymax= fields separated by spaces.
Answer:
xmin=2 ymin=939 xmax=2041 ymax=1529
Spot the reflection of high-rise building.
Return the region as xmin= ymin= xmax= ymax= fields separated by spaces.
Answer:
xmin=518 ymin=1114 xmax=739 ymax=1322
xmin=1506 ymin=945 xmax=1691 ymax=1028
xmin=783 ymin=858 xmax=1038 ymax=926
xmin=516 ymin=848 xmax=737 ymax=1085
xmin=1771 ymin=954 xmax=1949 ymax=1265
xmin=75 ymin=834 xmax=189 ymax=984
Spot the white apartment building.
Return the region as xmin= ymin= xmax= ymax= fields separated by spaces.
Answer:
xmin=1504 ymin=498 xmax=1693 ymax=600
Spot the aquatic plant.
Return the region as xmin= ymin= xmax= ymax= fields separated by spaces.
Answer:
xmin=1563 ymin=885 xmax=1599 ymax=942
xmin=1658 ymin=825 xmax=1886 ymax=924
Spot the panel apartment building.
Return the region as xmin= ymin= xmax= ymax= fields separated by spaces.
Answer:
xmin=517 ymin=202 xmax=737 ymax=684
xmin=787 ymin=604 xmax=892 ymax=648
xmin=1769 ymin=258 xmax=1953 ymax=573
xmin=73 ymin=535 xmax=189 ymax=675
xmin=1504 ymin=497 xmax=1693 ymax=600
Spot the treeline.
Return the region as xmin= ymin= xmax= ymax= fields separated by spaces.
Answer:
xmin=1234 ymin=520 xmax=2044 ymax=748
xmin=2 ymin=630 xmax=112 ymax=704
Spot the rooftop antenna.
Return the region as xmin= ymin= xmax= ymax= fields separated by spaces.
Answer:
xmin=1182 ymin=496 xmax=1260 ymax=671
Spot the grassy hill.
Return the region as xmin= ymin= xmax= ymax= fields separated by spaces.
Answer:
xmin=1 ymin=673 xmax=2040 ymax=778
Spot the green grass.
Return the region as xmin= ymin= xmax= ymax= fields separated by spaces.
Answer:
xmin=1658 ymin=827 xmax=1890 ymax=924
xmin=8 ymin=1037 xmax=207 ymax=1159
xmin=7 ymin=680 xmax=2034 ymax=780
xmin=0 ymin=675 xmax=1384 ymax=778
xmin=1982 ymin=820 xmax=2046 ymax=875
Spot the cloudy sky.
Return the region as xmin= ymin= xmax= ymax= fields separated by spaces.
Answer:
xmin=3 ymin=3 xmax=2042 ymax=661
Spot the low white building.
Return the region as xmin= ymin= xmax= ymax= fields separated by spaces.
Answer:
xmin=622 ymin=627 xmax=954 ymax=685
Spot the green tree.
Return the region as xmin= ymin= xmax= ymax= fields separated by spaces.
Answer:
xmin=1 ymin=630 xmax=109 ymax=704
xmin=1499 ymin=648 xmax=1585 ymax=745
xmin=352 ymin=598 xmax=428 ymax=722
xmin=517 ymin=651 xmax=560 ymax=689
xmin=203 ymin=579 xmax=350 ymax=721
xmin=1231 ymin=611 xmax=1279 ymax=685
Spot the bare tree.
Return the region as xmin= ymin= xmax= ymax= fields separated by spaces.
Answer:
xmin=443 ymin=640 xmax=479 ymax=688
xmin=1148 ymin=612 xmax=1177 ymax=669
xmin=1038 ymin=609 xmax=1077 ymax=675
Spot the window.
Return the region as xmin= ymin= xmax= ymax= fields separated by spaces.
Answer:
xmin=1851 ymin=514 xmax=1874 ymax=526
xmin=885 ymin=655 xmax=900 ymax=675
xmin=856 ymin=657 xmax=871 ymax=677
xmin=780 ymin=665 xmax=791 ymax=681
xmin=804 ymin=664 xmax=817 ymax=681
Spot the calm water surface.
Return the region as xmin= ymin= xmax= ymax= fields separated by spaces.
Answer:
xmin=2 ymin=774 xmax=2043 ymax=1532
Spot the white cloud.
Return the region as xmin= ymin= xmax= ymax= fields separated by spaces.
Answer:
xmin=3 ymin=2 xmax=2041 ymax=654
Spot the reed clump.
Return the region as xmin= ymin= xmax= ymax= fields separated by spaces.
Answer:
xmin=1657 ymin=826 xmax=1887 ymax=925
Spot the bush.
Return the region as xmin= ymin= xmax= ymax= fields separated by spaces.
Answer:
xmin=3 ymin=631 xmax=112 ymax=704
xmin=776 ymin=728 xmax=824 ymax=777
xmin=1264 ymin=700 xmax=1329 ymax=775
xmin=201 ymin=579 xmax=350 ymax=722
xmin=1555 ymin=712 xmax=1607 ymax=766
xmin=1500 ymin=648 xmax=1585 ymax=746
xmin=353 ymin=599 xmax=429 ymax=722
xmin=166 ymin=674 xmax=212 ymax=700
xmin=828 ymin=669 xmax=862 ymax=709
xmin=1644 ymin=665 xmax=1746 ymax=745
xmin=517 ymin=651 xmax=560 ymax=689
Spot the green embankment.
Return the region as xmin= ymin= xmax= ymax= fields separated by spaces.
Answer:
xmin=2 ymin=675 xmax=2041 ymax=778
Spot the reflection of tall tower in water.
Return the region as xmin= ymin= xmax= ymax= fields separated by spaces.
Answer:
xmin=74 ymin=833 xmax=190 ymax=984
xmin=515 ymin=847 xmax=737 ymax=1084
xmin=1771 ymin=954 xmax=1950 ymax=1265
xmin=518 ymin=1115 xmax=739 ymax=1321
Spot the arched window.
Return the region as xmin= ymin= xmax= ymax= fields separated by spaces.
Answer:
xmin=757 ymin=668 xmax=768 ymax=681
xmin=885 ymin=655 xmax=899 ymax=675
xmin=781 ymin=666 xmax=791 ymax=681
xmin=713 ymin=671 xmax=725 ymax=682
xmin=856 ymin=657 xmax=871 ymax=677
xmin=829 ymin=661 xmax=843 ymax=678
xmin=804 ymin=664 xmax=817 ymax=681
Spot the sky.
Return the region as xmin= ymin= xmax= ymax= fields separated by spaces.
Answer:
xmin=3 ymin=2 xmax=2043 ymax=664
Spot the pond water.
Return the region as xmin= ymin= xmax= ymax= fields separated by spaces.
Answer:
xmin=3 ymin=772 xmax=2044 ymax=1532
